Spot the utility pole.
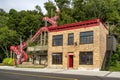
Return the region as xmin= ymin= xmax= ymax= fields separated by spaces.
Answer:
xmin=30 ymin=30 xmax=32 ymax=38
xmin=20 ymin=36 xmax=22 ymax=54
xmin=19 ymin=36 xmax=22 ymax=63
xmin=45 ymin=17 xmax=47 ymax=27
xmin=51 ymin=9 xmax=53 ymax=18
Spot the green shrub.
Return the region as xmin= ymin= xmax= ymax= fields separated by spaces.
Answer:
xmin=109 ymin=64 xmax=120 ymax=71
xmin=2 ymin=58 xmax=14 ymax=66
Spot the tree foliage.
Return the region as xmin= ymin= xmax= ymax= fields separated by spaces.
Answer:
xmin=44 ymin=1 xmax=56 ymax=17
xmin=110 ymin=44 xmax=120 ymax=66
xmin=7 ymin=9 xmax=43 ymax=41
xmin=0 ymin=26 xmax=17 ymax=57
xmin=0 ymin=7 xmax=44 ymax=61
xmin=55 ymin=0 xmax=71 ymax=10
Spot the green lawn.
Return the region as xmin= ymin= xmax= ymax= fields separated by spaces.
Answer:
xmin=16 ymin=64 xmax=45 ymax=68
xmin=109 ymin=64 xmax=120 ymax=71
xmin=0 ymin=63 xmax=4 ymax=66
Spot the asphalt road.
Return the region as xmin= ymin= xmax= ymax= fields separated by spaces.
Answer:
xmin=0 ymin=69 xmax=119 ymax=80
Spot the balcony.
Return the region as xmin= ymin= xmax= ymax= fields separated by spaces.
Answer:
xmin=27 ymin=45 xmax=48 ymax=52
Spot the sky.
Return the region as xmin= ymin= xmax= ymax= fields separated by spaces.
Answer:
xmin=0 ymin=0 xmax=54 ymax=14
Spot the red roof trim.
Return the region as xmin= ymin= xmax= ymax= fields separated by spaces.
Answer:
xmin=48 ymin=19 xmax=108 ymax=32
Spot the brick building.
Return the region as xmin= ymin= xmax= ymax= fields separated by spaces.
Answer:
xmin=27 ymin=19 xmax=116 ymax=70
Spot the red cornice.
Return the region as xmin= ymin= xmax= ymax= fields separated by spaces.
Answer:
xmin=48 ymin=19 xmax=108 ymax=32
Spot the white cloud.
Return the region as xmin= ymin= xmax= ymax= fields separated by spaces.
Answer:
xmin=0 ymin=0 xmax=54 ymax=14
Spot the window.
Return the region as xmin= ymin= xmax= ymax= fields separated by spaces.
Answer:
xmin=52 ymin=53 xmax=62 ymax=64
xmin=79 ymin=52 xmax=93 ymax=65
xmin=68 ymin=33 xmax=74 ymax=45
xmin=80 ymin=31 xmax=93 ymax=44
xmin=52 ymin=35 xmax=63 ymax=46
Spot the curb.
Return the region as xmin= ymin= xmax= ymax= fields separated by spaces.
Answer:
xmin=0 ymin=66 xmax=120 ymax=78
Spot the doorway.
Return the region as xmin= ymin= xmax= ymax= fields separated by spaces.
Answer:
xmin=68 ymin=54 xmax=73 ymax=68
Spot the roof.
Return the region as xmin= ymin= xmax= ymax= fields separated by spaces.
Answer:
xmin=48 ymin=19 xmax=108 ymax=32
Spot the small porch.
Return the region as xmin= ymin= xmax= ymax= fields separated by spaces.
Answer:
xmin=27 ymin=45 xmax=48 ymax=67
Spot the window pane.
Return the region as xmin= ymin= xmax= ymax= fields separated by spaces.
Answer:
xmin=79 ymin=52 xmax=93 ymax=65
xmin=80 ymin=31 xmax=93 ymax=44
xmin=68 ymin=33 xmax=74 ymax=45
xmin=80 ymin=53 xmax=86 ymax=64
xmin=52 ymin=53 xmax=62 ymax=64
xmin=52 ymin=35 xmax=63 ymax=46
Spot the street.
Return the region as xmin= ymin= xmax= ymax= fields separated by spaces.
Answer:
xmin=0 ymin=69 xmax=119 ymax=80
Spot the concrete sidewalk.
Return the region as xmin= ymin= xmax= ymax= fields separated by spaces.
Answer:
xmin=0 ymin=66 xmax=120 ymax=78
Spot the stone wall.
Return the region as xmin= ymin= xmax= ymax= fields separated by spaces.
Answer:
xmin=48 ymin=24 xmax=108 ymax=70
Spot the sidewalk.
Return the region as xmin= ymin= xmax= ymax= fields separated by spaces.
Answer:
xmin=0 ymin=66 xmax=120 ymax=78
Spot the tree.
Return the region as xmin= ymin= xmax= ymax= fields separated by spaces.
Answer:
xmin=7 ymin=9 xmax=43 ymax=41
xmin=0 ymin=9 xmax=15 ymax=61
xmin=0 ymin=16 xmax=9 ymax=28
xmin=0 ymin=26 xmax=17 ymax=57
xmin=57 ymin=10 xmax=75 ymax=25
xmin=0 ymin=8 xmax=9 ymax=28
xmin=0 ymin=50 xmax=5 ymax=62
xmin=35 ymin=5 xmax=43 ymax=14
xmin=71 ymin=0 xmax=85 ymax=21
xmin=55 ymin=0 xmax=71 ymax=10
xmin=44 ymin=1 xmax=56 ymax=17
xmin=53 ymin=0 xmax=75 ymax=25
xmin=110 ymin=44 xmax=120 ymax=66
xmin=0 ymin=8 xmax=7 ymax=16
xmin=18 ymin=13 xmax=43 ymax=40
xmin=0 ymin=8 xmax=5 ymax=13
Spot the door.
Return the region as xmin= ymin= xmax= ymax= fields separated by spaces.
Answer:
xmin=68 ymin=55 xmax=73 ymax=68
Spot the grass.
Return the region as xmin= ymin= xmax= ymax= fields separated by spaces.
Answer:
xmin=16 ymin=66 xmax=45 ymax=68
xmin=0 ymin=62 xmax=45 ymax=68
xmin=109 ymin=64 xmax=120 ymax=71
xmin=0 ymin=63 xmax=4 ymax=66
xmin=16 ymin=65 xmax=45 ymax=68
xmin=0 ymin=63 xmax=14 ymax=66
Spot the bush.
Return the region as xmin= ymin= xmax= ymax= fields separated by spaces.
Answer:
xmin=2 ymin=58 xmax=14 ymax=66
xmin=109 ymin=63 xmax=120 ymax=71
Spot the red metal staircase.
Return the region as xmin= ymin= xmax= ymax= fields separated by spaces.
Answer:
xmin=10 ymin=15 xmax=58 ymax=64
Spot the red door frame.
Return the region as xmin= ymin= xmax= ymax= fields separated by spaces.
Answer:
xmin=68 ymin=53 xmax=73 ymax=68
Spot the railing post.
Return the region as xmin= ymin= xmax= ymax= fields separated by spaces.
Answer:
xmin=10 ymin=51 xmax=12 ymax=58
xmin=40 ymin=32 xmax=43 ymax=46
xmin=44 ymin=31 xmax=46 ymax=45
